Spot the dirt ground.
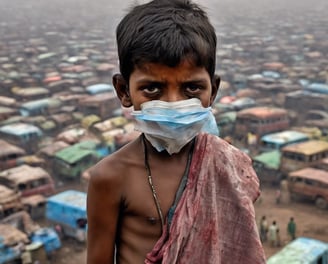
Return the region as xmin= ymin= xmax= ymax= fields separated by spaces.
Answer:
xmin=256 ymin=186 xmax=328 ymax=259
xmin=49 ymin=186 xmax=328 ymax=263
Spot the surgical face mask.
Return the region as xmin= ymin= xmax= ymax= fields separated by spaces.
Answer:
xmin=132 ymin=98 xmax=219 ymax=154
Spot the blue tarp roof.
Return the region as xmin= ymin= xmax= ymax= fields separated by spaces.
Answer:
xmin=267 ymin=237 xmax=328 ymax=264
xmin=0 ymin=122 xmax=42 ymax=136
xmin=47 ymin=190 xmax=87 ymax=211
xmin=304 ymin=83 xmax=328 ymax=94
xmin=20 ymin=98 xmax=61 ymax=111
xmin=86 ymin=83 xmax=114 ymax=94
xmin=261 ymin=71 xmax=281 ymax=79
xmin=261 ymin=130 xmax=309 ymax=145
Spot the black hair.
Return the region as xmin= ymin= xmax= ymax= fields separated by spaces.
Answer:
xmin=116 ymin=0 xmax=217 ymax=82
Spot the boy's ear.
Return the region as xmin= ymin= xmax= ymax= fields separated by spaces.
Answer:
xmin=112 ymin=74 xmax=133 ymax=107
xmin=210 ymin=74 xmax=221 ymax=105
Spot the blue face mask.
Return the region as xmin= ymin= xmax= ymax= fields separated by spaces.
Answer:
xmin=132 ymin=98 xmax=219 ymax=154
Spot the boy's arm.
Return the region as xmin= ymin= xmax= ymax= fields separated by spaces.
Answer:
xmin=87 ymin=161 xmax=122 ymax=264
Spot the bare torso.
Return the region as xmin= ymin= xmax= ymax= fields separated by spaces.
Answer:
xmin=87 ymin=135 xmax=193 ymax=264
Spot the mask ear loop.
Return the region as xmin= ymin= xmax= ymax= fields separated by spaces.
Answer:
xmin=142 ymin=134 xmax=165 ymax=232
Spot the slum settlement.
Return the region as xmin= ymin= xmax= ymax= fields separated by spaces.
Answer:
xmin=0 ymin=0 xmax=328 ymax=263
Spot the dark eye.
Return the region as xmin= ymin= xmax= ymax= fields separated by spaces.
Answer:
xmin=143 ymin=86 xmax=160 ymax=95
xmin=185 ymin=84 xmax=202 ymax=94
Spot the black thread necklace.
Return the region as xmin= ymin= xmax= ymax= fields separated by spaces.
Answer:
xmin=142 ymin=135 xmax=165 ymax=231
xmin=142 ymin=134 xmax=195 ymax=233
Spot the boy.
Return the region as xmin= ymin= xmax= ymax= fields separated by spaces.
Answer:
xmin=87 ymin=0 xmax=265 ymax=263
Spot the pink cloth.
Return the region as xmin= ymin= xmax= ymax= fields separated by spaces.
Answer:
xmin=145 ymin=133 xmax=266 ymax=264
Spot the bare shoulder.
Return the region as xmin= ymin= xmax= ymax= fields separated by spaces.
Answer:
xmin=88 ymin=137 xmax=142 ymax=191
xmin=86 ymin=138 xmax=143 ymax=264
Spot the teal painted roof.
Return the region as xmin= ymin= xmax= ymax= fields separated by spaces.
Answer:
xmin=54 ymin=144 xmax=94 ymax=164
xmin=261 ymin=130 xmax=309 ymax=145
xmin=73 ymin=140 xmax=99 ymax=150
xmin=267 ymin=237 xmax=328 ymax=264
xmin=252 ymin=150 xmax=281 ymax=169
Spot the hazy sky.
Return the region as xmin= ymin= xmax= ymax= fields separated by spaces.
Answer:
xmin=0 ymin=0 xmax=327 ymax=40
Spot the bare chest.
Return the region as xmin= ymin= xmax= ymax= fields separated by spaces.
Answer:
xmin=122 ymin=159 xmax=188 ymax=229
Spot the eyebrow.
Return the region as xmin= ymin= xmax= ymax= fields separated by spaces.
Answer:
xmin=135 ymin=78 xmax=208 ymax=85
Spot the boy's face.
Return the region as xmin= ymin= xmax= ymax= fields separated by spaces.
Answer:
xmin=113 ymin=58 xmax=220 ymax=110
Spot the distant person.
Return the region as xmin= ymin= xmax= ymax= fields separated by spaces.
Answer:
xmin=259 ymin=215 xmax=269 ymax=242
xmin=86 ymin=0 xmax=265 ymax=263
xmin=54 ymin=224 xmax=63 ymax=239
xmin=287 ymin=217 xmax=297 ymax=241
xmin=268 ymin=221 xmax=279 ymax=247
xmin=76 ymin=218 xmax=87 ymax=243
xmin=21 ymin=246 xmax=32 ymax=264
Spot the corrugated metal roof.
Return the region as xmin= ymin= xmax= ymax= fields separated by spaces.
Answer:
xmin=0 ymin=139 xmax=26 ymax=157
xmin=0 ymin=106 xmax=16 ymax=114
xmin=54 ymin=144 xmax=95 ymax=164
xmin=20 ymin=98 xmax=61 ymax=111
xmin=261 ymin=130 xmax=309 ymax=144
xmin=12 ymin=87 xmax=49 ymax=97
xmin=38 ymin=52 xmax=57 ymax=61
xmin=237 ymin=106 xmax=287 ymax=119
xmin=79 ymin=92 xmax=118 ymax=103
xmin=81 ymin=115 xmax=101 ymax=129
xmin=0 ymin=185 xmax=19 ymax=203
xmin=0 ymin=122 xmax=42 ymax=136
xmin=86 ymin=83 xmax=114 ymax=94
xmin=0 ymin=224 xmax=29 ymax=246
xmin=281 ymin=140 xmax=328 ymax=155
xmin=74 ymin=140 xmax=100 ymax=150
xmin=252 ymin=150 xmax=281 ymax=169
xmin=0 ymin=165 xmax=51 ymax=184
xmin=288 ymin=168 xmax=328 ymax=183
xmin=305 ymin=83 xmax=328 ymax=94
xmin=47 ymin=190 xmax=86 ymax=210
xmin=267 ymin=237 xmax=328 ymax=264
xmin=39 ymin=141 xmax=70 ymax=157
xmin=0 ymin=96 xmax=16 ymax=106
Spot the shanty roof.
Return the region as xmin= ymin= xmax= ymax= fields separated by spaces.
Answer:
xmin=0 ymin=95 xmax=16 ymax=106
xmin=261 ymin=130 xmax=309 ymax=145
xmin=305 ymin=82 xmax=328 ymax=94
xmin=0 ymin=165 xmax=51 ymax=184
xmin=0 ymin=224 xmax=29 ymax=246
xmin=86 ymin=83 xmax=114 ymax=95
xmin=47 ymin=190 xmax=87 ymax=210
xmin=12 ymin=87 xmax=49 ymax=97
xmin=267 ymin=237 xmax=328 ymax=264
xmin=0 ymin=139 xmax=26 ymax=157
xmin=237 ymin=106 xmax=287 ymax=119
xmin=281 ymin=140 xmax=328 ymax=155
xmin=0 ymin=185 xmax=20 ymax=204
xmin=20 ymin=98 xmax=61 ymax=111
xmin=0 ymin=106 xmax=17 ymax=114
xmin=38 ymin=141 xmax=70 ymax=157
xmin=0 ymin=122 xmax=42 ymax=136
xmin=252 ymin=150 xmax=281 ymax=169
xmin=79 ymin=92 xmax=118 ymax=104
xmin=54 ymin=144 xmax=95 ymax=164
xmin=288 ymin=168 xmax=328 ymax=183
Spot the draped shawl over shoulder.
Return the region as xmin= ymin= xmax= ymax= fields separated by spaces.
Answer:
xmin=145 ymin=133 xmax=266 ymax=264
